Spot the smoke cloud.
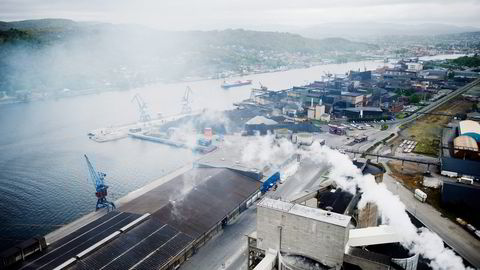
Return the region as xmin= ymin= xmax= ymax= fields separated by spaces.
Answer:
xmin=242 ymin=134 xmax=471 ymax=270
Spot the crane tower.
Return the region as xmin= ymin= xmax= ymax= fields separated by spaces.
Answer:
xmin=131 ymin=93 xmax=152 ymax=123
xmin=84 ymin=154 xmax=116 ymax=211
xmin=181 ymin=86 xmax=193 ymax=114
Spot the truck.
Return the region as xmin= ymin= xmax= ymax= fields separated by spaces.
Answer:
xmin=414 ymin=189 xmax=427 ymax=202
xmin=458 ymin=176 xmax=473 ymax=185
xmin=354 ymin=135 xmax=368 ymax=143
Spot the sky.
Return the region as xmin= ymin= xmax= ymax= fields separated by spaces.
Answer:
xmin=1 ymin=0 xmax=480 ymax=30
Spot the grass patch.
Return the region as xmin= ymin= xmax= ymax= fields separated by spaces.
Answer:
xmin=413 ymin=138 xmax=438 ymax=157
xmin=381 ymin=124 xmax=388 ymax=131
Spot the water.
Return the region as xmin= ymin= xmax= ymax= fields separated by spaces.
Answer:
xmin=0 ymin=55 xmax=460 ymax=251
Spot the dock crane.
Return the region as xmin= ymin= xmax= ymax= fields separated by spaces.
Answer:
xmin=181 ymin=86 xmax=193 ymax=114
xmin=84 ymin=155 xmax=116 ymax=211
xmin=131 ymin=93 xmax=152 ymax=123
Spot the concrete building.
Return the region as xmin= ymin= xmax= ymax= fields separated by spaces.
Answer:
xmin=307 ymin=104 xmax=330 ymax=122
xmin=406 ymin=63 xmax=423 ymax=72
xmin=340 ymin=92 xmax=364 ymax=107
xmin=256 ymin=198 xmax=351 ymax=269
xmin=249 ymin=197 xmax=420 ymax=270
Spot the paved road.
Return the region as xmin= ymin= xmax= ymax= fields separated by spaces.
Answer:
xmin=382 ymin=166 xmax=480 ymax=268
xmin=180 ymin=206 xmax=256 ymax=270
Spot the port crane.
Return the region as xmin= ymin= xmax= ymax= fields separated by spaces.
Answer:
xmin=181 ymin=86 xmax=193 ymax=114
xmin=131 ymin=93 xmax=152 ymax=123
xmin=84 ymin=155 xmax=116 ymax=211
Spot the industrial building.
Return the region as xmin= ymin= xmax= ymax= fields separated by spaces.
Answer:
xmin=248 ymin=197 xmax=419 ymax=270
xmin=6 ymin=136 xmax=302 ymax=270
xmin=246 ymin=159 xmax=420 ymax=270
xmin=453 ymin=135 xmax=479 ymax=160
xmin=440 ymin=157 xmax=480 ymax=180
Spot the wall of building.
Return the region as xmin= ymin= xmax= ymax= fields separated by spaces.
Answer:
xmin=357 ymin=202 xmax=378 ymax=228
xmin=256 ymin=206 xmax=349 ymax=269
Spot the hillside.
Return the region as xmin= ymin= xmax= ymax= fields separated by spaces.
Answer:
xmin=0 ymin=19 xmax=378 ymax=94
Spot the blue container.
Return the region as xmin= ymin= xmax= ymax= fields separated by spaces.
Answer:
xmin=261 ymin=172 xmax=280 ymax=193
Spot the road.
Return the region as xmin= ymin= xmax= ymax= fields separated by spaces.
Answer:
xmin=382 ymin=166 xmax=480 ymax=268
xmin=180 ymin=206 xmax=256 ymax=270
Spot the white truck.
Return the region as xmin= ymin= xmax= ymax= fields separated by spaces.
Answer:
xmin=414 ymin=189 xmax=427 ymax=202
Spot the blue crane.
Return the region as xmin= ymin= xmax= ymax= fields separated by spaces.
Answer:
xmin=84 ymin=154 xmax=116 ymax=211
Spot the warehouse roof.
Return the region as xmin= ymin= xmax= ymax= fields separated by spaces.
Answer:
xmin=245 ymin=116 xmax=278 ymax=125
xmin=454 ymin=135 xmax=478 ymax=151
xmin=345 ymin=107 xmax=383 ymax=113
xmin=459 ymin=120 xmax=480 ymax=141
xmin=258 ymin=197 xmax=351 ymax=227
xmin=120 ymin=167 xmax=260 ymax=238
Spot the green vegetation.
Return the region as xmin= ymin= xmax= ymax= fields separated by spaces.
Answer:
xmin=449 ymin=54 xmax=480 ymax=68
xmin=381 ymin=124 xmax=388 ymax=130
xmin=413 ymin=139 xmax=438 ymax=156
xmin=396 ymin=112 xmax=406 ymax=119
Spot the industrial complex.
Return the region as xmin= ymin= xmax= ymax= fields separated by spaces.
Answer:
xmin=2 ymin=57 xmax=480 ymax=270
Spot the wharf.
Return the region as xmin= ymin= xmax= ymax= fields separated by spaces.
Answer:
xmin=88 ymin=110 xmax=202 ymax=143
xmin=18 ymin=143 xmax=264 ymax=270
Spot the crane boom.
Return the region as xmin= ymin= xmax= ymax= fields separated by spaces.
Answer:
xmin=84 ymin=154 xmax=115 ymax=211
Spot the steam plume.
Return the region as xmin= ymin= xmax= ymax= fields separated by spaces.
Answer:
xmin=242 ymin=135 xmax=472 ymax=270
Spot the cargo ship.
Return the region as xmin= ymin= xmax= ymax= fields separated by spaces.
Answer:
xmin=221 ymin=79 xmax=252 ymax=89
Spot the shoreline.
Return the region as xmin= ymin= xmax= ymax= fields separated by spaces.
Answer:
xmin=0 ymin=53 xmax=463 ymax=107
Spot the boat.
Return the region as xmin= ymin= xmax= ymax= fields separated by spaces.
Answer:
xmin=221 ymin=80 xmax=252 ymax=89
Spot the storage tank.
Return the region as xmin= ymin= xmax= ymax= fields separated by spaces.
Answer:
xmin=274 ymin=128 xmax=291 ymax=140
xmin=295 ymin=133 xmax=314 ymax=146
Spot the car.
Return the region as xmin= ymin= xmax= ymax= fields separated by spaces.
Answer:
xmin=466 ymin=224 xmax=476 ymax=232
xmin=456 ymin=218 xmax=467 ymax=226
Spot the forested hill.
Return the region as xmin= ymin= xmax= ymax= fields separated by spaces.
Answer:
xmin=0 ymin=19 xmax=378 ymax=94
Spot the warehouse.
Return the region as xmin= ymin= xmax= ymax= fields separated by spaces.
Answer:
xmin=248 ymin=197 xmax=419 ymax=270
xmin=342 ymin=107 xmax=384 ymax=119
xmin=15 ymin=167 xmax=261 ymax=270
xmin=441 ymin=157 xmax=480 ymax=180
xmin=459 ymin=120 xmax=480 ymax=142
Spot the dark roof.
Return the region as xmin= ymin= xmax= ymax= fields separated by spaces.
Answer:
xmin=341 ymin=92 xmax=363 ymax=97
xmin=441 ymin=157 xmax=480 ymax=177
xmin=121 ymin=167 xmax=260 ymax=237
xmin=317 ymin=189 xmax=354 ymax=214
xmin=353 ymin=160 xmax=385 ymax=175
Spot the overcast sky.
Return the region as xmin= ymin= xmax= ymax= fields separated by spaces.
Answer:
xmin=1 ymin=0 xmax=480 ymax=30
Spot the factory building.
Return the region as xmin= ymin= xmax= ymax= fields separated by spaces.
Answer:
xmin=255 ymin=198 xmax=351 ymax=269
xmin=453 ymin=135 xmax=480 ymax=160
xmin=440 ymin=157 xmax=480 ymax=180
xmin=248 ymin=197 xmax=419 ymax=270
xmin=11 ymin=167 xmax=262 ymax=270
xmin=341 ymin=107 xmax=384 ymax=119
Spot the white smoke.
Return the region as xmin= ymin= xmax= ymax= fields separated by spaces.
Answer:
xmin=243 ymin=135 xmax=472 ymax=270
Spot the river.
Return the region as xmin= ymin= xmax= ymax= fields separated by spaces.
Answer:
xmin=0 ymin=54 xmax=463 ymax=251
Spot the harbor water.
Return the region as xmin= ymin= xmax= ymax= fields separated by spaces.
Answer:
xmin=0 ymin=55 xmax=461 ymax=251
